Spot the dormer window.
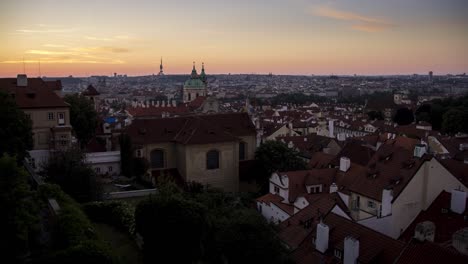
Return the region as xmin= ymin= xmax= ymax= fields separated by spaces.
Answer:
xmin=274 ymin=185 xmax=280 ymax=194
xmin=334 ymin=249 xmax=342 ymax=259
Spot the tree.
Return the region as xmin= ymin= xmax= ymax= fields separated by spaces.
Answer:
xmin=0 ymin=91 xmax=33 ymax=160
xmin=64 ymin=94 xmax=97 ymax=148
xmin=133 ymin=157 xmax=149 ymax=180
xmin=367 ymin=110 xmax=384 ymax=121
xmin=43 ymin=147 xmax=101 ymax=202
xmin=119 ymin=133 xmax=134 ymax=177
xmin=393 ymin=107 xmax=414 ymax=125
xmin=135 ymin=190 xmax=208 ymax=263
xmin=442 ymin=108 xmax=468 ymax=134
xmin=209 ymin=208 xmax=290 ymax=264
xmin=0 ymin=154 xmax=38 ymax=261
xmin=255 ymin=141 xmax=307 ymax=190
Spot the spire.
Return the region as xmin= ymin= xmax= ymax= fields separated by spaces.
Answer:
xmin=191 ymin=61 xmax=198 ymax=79
xmin=200 ymin=62 xmax=207 ymax=83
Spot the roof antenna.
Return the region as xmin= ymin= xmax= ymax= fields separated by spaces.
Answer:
xmin=38 ymin=60 xmax=42 ymax=78
xmin=23 ymin=57 xmax=26 ymax=74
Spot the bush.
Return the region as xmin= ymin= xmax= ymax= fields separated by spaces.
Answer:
xmin=83 ymin=201 xmax=135 ymax=235
xmin=37 ymin=184 xmax=117 ymax=263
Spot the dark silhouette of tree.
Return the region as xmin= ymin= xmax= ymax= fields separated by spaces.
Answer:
xmin=0 ymin=154 xmax=38 ymax=261
xmin=442 ymin=109 xmax=468 ymax=134
xmin=393 ymin=107 xmax=414 ymax=125
xmin=43 ymin=147 xmax=101 ymax=202
xmin=0 ymin=91 xmax=33 ymax=161
xmin=64 ymin=94 xmax=97 ymax=148
xmin=254 ymin=141 xmax=307 ymax=190
xmin=119 ymin=133 xmax=134 ymax=177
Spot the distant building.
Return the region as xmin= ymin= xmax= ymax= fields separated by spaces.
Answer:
xmin=183 ymin=62 xmax=207 ymax=103
xmin=429 ymin=71 xmax=433 ymax=82
xmin=82 ymin=85 xmax=100 ymax=111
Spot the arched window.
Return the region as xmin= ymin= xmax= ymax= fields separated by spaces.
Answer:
xmin=239 ymin=142 xmax=246 ymax=160
xmin=206 ymin=150 xmax=219 ymax=170
xmin=150 ymin=149 xmax=164 ymax=169
xmin=188 ymin=93 xmax=191 ymax=101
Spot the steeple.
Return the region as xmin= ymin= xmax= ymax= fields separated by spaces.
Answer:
xmin=191 ymin=61 xmax=198 ymax=79
xmin=200 ymin=62 xmax=207 ymax=83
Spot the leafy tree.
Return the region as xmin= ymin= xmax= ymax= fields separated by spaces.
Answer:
xmin=0 ymin=91 xmax=33 ymax=160
xmin=209 ymin=208 xmax=290 ymax=264
xmin=119 ymin=133 xmax=134 ymax=177
xmin=43 ymin=147 xmax=101 ymax=202
xmin=64 ymin=94 xmax=98 ymax=148
xmin=442 ymin=108 xmax=468 ymax=134
xmin=135 ymin=189 xmax=208 ymax=263
xmin=133 ymin=157 xmax=149 ymax=180
xmin=0 ymin=154 xmax=38 ymax=261
xmin=255 ymin=141 xmax=307 ymax=190
xmin=393 ymin=107 xmax=414 ymax=125
xmin=367 ymin=110 xmax=384 ymax=121
xmin=135 ymin=181 xmax=291 ymax=264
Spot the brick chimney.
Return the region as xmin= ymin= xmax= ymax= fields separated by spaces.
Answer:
xmin=17 ymin=74 xmax=28 ymax=87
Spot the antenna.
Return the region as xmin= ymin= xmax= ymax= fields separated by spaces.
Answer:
xmin=23 ymin=57 xmax=26 ymax=74
xmin=38 ymin=60 xmax=42 ymax=77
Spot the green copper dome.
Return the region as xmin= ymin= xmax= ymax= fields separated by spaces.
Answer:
xmin=184 ymin=78 xmax=206 ymax=89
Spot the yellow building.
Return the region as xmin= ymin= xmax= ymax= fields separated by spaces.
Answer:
xmin=0 ymin=74 xmax=72 ymax=168
xmin=126 ymin=113 xmax=257 ymax=192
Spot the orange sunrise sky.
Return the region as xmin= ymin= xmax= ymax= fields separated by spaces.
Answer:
xmin=1 ymin=0 xmax=467 ymax=77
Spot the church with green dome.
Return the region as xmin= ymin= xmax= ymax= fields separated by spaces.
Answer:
xmin=183 ymin=62 xmax=207 ymax=103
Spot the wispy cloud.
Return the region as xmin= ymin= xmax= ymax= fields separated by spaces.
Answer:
xmin=1 ymin=58 xmax=124 ymax=64
xmin=311 ymin=6 xmax=395 ymax=32
xmin=72 ymin=46 xmax=130 ymax=53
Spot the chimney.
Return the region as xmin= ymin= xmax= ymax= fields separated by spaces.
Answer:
xmin=413 ymin=144 xmax=427 ymax=158
xmin=344 ymin=236 xmax=359 ymax=264
xmin=329 ymin=182 xmax=338 ymax=193
xmin=451 ymin=189 xmax=467 ymax=214
xmin=452 ymin=228 xmax=468 ymax=255
xmin=414 ymin=221 xmax=435 ymax=242
xmin=328 ymin=120 xmax=334 ymax=138
xmin=339 ymin=157 xmax=351 ymax=172
xmin=17 ymin=74 xmax=28 ymax=87
xmin=315 ymin=222 xmax=329 ymax=253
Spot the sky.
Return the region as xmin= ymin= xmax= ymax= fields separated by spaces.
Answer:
xmin=0 ymin=0 xmax=467 ymax=77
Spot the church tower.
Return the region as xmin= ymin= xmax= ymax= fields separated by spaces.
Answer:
xmin=183 ymin=62 xmax=207 ymax=103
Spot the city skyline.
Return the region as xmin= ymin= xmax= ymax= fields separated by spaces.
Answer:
xmin=1 ymin=0 xmax=467 ymax=77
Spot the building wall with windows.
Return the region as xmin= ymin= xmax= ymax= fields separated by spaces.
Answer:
xmin=24 ymin=107 xmax=71 ymax=150
xmin=185 ymin=142 xmax=239 ymax=192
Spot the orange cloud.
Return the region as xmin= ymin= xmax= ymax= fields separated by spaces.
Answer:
xmin=312 ymin=6 xmax=395 ymax=32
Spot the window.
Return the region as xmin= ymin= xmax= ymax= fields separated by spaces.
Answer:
xmin=274 ymin=185 xmax=280 ymax=194
xmin=188 ymin=93 xmax=191 ymax=101
xmin=368 ymin=200 xmax=376 ymax=209
xmin=239 ymin=142 xmax=246 ymax=160
xmin=58 ymin=112 xmax=65 ymax=125
xmin=206 ymin=150 xmax=219 ymax=169
xmin=136 ymin=149 xmax=142 ymax=158
xmin=334 ymin=249 xmax=342 ymax=259
xmin=108 ymin=166 xmax=113 ymax=172
xmin=150 ymin=149 xmax=165 ymax=169
xmin=47 ymin=112 xmax=54 ymax=120
xmin=95 ymin=167 xmax=101 ymax=173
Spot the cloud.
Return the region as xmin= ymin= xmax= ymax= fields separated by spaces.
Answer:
xmin=1 ymin=57 xmax=125 ymax=64
xmin=43 ymin=44 xmax=67 ymax=48
xmin=72 ymin=46 xmax=130 ymax=53
xmin=25 ymin=50 xmax=75 ymax=55
xmin=311 ymin=6 xmax=395 ymax=32
xmin=16 ymin=27 xmax=77 ymax=34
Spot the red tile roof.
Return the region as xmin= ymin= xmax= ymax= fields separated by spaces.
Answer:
xmin=0 ymin=77 xmax=68 ymax=109
xmin=126 ymin=113 xmax=256 ymax=146
xmin=82 ymin=85 xmax=100 ymax=96
xmin=400 ymin=191 xmax=468 ymax=243
xmin=292 ymin=213 xmax=405 ymax=264
xmin=395 ymin=240 xmax=468 ymax=264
